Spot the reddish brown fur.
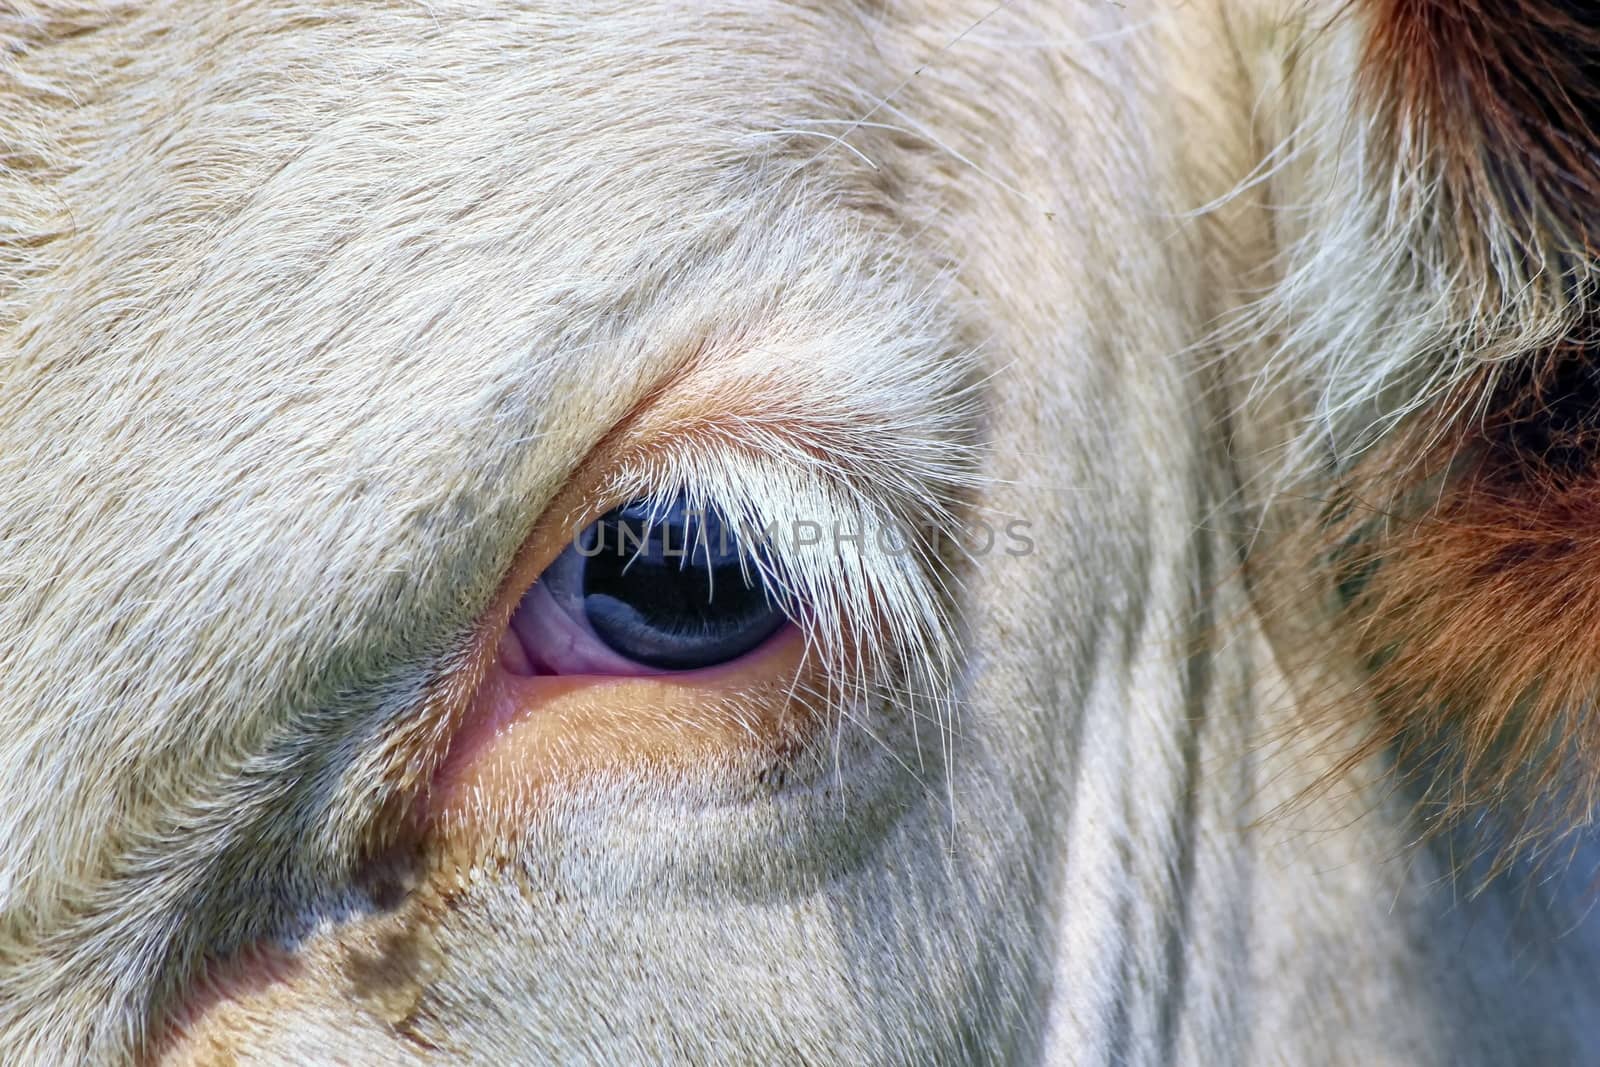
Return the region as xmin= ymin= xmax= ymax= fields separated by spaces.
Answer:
xmin=1307 ymin=0 xmax=1600 ymax=847
xmin=1363 ymin=0 xmax=1600 ymax=260
xmin=1335 ymin=392 xmax=1600 ymax=841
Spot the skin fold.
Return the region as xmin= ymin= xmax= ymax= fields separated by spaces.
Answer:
xmin=2 ymin=1 xmax=1598 ymax=1063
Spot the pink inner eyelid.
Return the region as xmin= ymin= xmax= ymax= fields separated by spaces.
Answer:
xmin=505 ymin=582 xmax=668 ymax=679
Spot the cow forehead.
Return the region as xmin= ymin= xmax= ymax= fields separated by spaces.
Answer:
xmin=0 ymin=0 xmax=951 ymax=677
xmin=4 ymin=4 xmax=905 ymax=502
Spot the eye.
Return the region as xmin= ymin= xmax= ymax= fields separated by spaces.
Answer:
xmin=506 ymin=494 xmax=790 ymax=676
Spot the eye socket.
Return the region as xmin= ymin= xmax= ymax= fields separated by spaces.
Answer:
xmin=507 ymin=494 xmax=790 ymax=675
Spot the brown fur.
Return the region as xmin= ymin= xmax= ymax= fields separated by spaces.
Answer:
xmin=1363 ymin=0 xmax=1600 ymax=265
xmin=1261 ymin=0 xmax=1600 ymax=851
xmin=1332 ymin=382 xmax=1600 ymax=843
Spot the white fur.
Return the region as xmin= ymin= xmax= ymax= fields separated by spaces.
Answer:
xmin=2 ymin=1 xmax=1599 ymax=1064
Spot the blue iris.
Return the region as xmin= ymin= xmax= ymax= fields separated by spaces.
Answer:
xmin=543 ymin=495 xmax=787 ymax=670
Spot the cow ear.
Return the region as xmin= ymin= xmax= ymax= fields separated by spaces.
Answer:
xmin=1314 ymin=2 xmax=1600 ymax=851
xmin=1363 ymin=0 xmax=1600 ymax=297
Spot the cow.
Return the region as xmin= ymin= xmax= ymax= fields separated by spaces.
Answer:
xmin=3 ymin=0 xmax=1599 ymax=1063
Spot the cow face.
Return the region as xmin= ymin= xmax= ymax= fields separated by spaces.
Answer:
xmin=3 ymin=0 xmax=1599 ymax=1064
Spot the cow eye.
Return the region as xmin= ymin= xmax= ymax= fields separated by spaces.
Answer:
xmin=508 ymin=494 xmax=789 ymax=675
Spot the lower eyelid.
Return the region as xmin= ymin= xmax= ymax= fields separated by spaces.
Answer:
xmin=426 ymin=624 xmax=815 ymax=855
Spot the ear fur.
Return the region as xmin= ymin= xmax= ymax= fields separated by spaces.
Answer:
xmin=1299 ymin=0 xmax=1600 ymax=848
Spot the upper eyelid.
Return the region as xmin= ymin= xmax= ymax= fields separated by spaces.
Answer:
xmin=480 ymin=352 xmax=972 ymax=701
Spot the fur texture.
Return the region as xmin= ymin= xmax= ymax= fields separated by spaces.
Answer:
xmin=1246 ymin=0 xmax=1600 ymax=848
xmin=1 ymin=0 xmax=1600 ymax=1064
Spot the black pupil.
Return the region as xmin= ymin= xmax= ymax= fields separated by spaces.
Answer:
xmin=578 ymin=499 xmax=786 ymax=670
